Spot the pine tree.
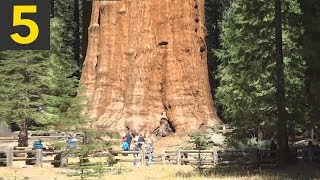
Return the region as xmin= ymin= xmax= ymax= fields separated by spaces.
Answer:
xmin=0 ymin=50 xmax=48 ymax=146
xmin=216 ymin=0 xmax=305 ymax=148
xmin=40 ymin=17 xmax=86 ymax=132
xmin=0 ymin=2 xmax=85 ymax=145
xmin=205 ymin=0 xmax=231 ymax=118
xmin=54 ymin=0 xmax=83 ymax=74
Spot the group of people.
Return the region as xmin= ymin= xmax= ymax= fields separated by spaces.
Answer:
xmin=121 ymin=132 xmax=154 ymax=166
xmin=32 ymin=136 xmax=78 ymax=150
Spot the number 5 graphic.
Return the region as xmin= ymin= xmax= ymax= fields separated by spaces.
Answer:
xmin=10 ymin=5 xmax=39 ymax=44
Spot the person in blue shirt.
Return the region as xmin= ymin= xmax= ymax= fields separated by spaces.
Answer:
xmin=66 ymin=137 xmax=78 ymax=149
xmin=33 ymin=139 xmax=43 ymax=149
xmin=125 ymin=132 xmax=133 ymax=149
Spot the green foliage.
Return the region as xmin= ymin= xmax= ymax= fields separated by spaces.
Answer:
xmin=0 ymin=0 xmax=83 ymax=145
xmin=67 ymin=129 xmax=120 ymax=179
xmin=40 ymin=11 xmax=86 ymax=132
xmin=226 ymin=137 xmax=271 ymax=150
xmin=0 ymin=50 xmax=48 ymax=128
xmin=216 ymin=0 xmax=306 ymax=140
xmin=189 ymin=131 xmax=212 ymax=150
xmin=188 ymin=131 xmax=212 ymax=174
xmin=68 ymin=162 xmax=106 ymax=180
xmin=54 ymin=0 xmax=78 ymax=58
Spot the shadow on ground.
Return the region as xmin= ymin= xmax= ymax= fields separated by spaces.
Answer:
xmin=176 ymin=160 xmax=320 ymax=179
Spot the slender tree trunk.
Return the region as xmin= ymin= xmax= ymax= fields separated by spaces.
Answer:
xmin=274 ymin=0 xmax=288 ymax=165
xmin=18 ymin=121 xmax=28 ymax=147
xmin=74 ymin=0 xmax=80 ymax=68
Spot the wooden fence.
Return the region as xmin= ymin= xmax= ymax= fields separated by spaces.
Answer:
xmin=212 ymin=124 xmax=234 ymax=134
xmin=109 ymin=149 xmax=278 ymax=168
xmin=0 ymin=133 xmax=67 ymax=141
xmin=0 ymin=148 xmax=278 ymax=168
xmin=1 ymin=147 xmax=319 ymax=170
xmin=0 ymin=147 xmax=64 ymax=167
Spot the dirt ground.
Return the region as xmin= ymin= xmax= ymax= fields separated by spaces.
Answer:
xmin=152 ymin=135 xmax=191 ymax=152
xmin=1 ymin=160 xmax=320 ymax=180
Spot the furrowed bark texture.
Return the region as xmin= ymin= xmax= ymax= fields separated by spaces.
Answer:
xmin=80 ymin=0 xmax=222 ymax=136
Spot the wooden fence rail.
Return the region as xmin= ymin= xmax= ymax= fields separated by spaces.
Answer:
xmin=0 ymin=147 xmax=64 ymax=167
xmin=0 ymin=148 xmax=279 ymax=168
xmin=0 ymin=135 xmax=67 ymax=141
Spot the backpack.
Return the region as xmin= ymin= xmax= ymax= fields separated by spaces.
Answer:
xmin=122 ymin=141 xmax=129 ymax=151
xmin=122 ymin=136 xmax=127 ymax=142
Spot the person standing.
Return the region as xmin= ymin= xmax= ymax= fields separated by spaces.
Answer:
xmin=125 ymin=131 xmax=133 ymax=149
xmin=137 ymin=133 xmax=145 ymax=146
xmin=133 ymin=142 xmax=141 ymax=166
xmin=122 ymin=138 xmax=129 ymax=156
xmin=146 ymin=140 xmax=154 ymax=164
xmin=66 ymin=136 xmax=78 ymax=149
xmin=33 ymin=139 xmax=43 ymax=149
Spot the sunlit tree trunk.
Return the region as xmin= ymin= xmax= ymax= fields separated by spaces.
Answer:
xmin=80 ymin=0 xmax=222 ymax=136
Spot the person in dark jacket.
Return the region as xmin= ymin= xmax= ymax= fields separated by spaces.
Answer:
xmin=137 ymin=133 xmax=145 ymax=146
xmin=269 ymin=140 xmax=277 ymax=158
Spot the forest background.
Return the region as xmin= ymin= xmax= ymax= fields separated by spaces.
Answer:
xmin=0 ymin=0 xmax=318 ymax=165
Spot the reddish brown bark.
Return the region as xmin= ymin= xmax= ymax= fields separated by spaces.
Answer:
xmin=80 ymin=0 xmax=222 ymax=136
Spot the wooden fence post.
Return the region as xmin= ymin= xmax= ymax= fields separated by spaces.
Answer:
xmin=140 ymin=151 xmax=145 ymax=165
xmin=6 ymin=147 xmax=13 ymax=167
xmin=176 ymin=150 xmax=181 ymax=165
xmin=213 ymin=150 xmax=218 ymax=165
xmin=223 ymin=125 xmax=226 ymax=133
xmin=161 ymin=153 xmax=165 ymax=162
xmin=35 ymin=149 xmax=43 ymax=167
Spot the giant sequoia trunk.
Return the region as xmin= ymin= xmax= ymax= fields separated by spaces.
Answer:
xmin=80 ymin=0 xmax=222 ymax=136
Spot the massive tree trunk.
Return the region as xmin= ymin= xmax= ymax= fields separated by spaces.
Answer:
xmin=80 ymin=0 xmax=222 ymax=136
